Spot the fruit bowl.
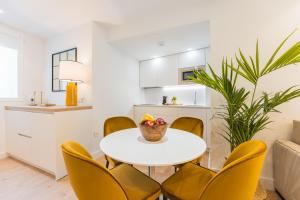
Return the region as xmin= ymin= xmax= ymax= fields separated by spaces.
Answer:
xmin=140 ymin=114 xmax=167 ymax=142
xmin=140 ymin=124 xmax=167 ymax=142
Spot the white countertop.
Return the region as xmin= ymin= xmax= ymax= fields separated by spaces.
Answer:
xmin=134 ymin=104 xmax=211 ymax=109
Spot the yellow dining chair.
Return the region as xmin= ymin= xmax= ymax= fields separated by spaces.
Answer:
xmin=104 ymin=116 xmax=137 ymax=168
xmin=62 ymin=141 xmax=161 ymax=200
xmin=162 ymin=140 xmax=267 ymax=200
xmin=170 ymin=117 xmax=204 ymax=169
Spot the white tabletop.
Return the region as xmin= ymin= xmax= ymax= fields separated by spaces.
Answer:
xmin=100 ymin=128 xmax=207 ymax=166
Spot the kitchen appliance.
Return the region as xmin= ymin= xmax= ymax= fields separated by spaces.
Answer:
xmin=162 ymin=96 xmax=167 ymax=105
xmin=178 ymin=66 xmax=205 ymax=85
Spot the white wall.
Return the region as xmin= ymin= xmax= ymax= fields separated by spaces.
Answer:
xmin=92 ymin=23 xmax=142 ymax=140
xmin=0 ymin=24 xmax=46 ymax=158
xmin=45 ymin=23 xmax=93 ymax=105
xmin=108 ymin=0 xmax=300 ymax=188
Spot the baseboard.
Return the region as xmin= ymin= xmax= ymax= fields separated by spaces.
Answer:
xmin=0 ymin=152 xmax=8 ymax=159
xmin=92 ymin=150 xmax=103 ymax=159
xmin=260 ymin=176 xmax=274 ymax=191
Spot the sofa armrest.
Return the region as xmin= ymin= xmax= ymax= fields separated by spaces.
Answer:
xmin=275 ymin=140 xmax=300 ymax=154
xmin=273 ymin=140 xmax=300 ymax=200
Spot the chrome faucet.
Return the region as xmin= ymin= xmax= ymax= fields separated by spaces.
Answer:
xmin=194 ymin=90 xmax=197 ymax=105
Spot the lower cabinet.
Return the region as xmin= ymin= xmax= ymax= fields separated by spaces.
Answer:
xmin=6 ymin=111 xmax=54 ymax=171
xmin=5 ymin=109 xmax=93 ymax=180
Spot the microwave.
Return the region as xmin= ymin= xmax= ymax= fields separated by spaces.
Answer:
xmin=178 ymin=66 xmax=205 ymax=85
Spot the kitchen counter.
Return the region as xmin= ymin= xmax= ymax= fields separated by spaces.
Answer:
xmin=134 ymin=104 xmax=211 ymax=109
xmin=5 ymin=104 xmax=94 ymax=180
xmin=5 ymin=105 xmax=93 ymax=113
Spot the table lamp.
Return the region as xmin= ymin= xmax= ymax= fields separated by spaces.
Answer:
xmin=59 ymin=61 xmax=87 ymax=106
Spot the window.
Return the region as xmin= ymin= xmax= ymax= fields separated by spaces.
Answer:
xmin=0 ymin=33 xmax=19 ymax=99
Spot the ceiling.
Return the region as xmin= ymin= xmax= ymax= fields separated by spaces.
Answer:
xmin=109 ymin=21 xmax=210 ymax=61
xmin=0 ymin=0 xmax=206 ymax=38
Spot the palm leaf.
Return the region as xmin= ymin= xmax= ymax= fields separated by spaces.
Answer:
xmin=261 ymin=31 xmax=300 ymax=75
xmin=191 ymin=32 xmax=300 ymax=151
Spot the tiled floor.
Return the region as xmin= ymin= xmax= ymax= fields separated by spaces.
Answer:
xmin=0 ymin=157 xmax=282 ymax=200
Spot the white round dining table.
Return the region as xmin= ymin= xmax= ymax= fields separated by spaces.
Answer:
xmin=100 ymin=127 xmax=207 ymax=175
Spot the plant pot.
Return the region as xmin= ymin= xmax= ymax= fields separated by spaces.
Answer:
xmin=139 ymin=124 xmax=167 ymax=142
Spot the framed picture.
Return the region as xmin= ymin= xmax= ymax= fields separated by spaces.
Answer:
xmin=52 ymin=48 xmax=77 ymax=92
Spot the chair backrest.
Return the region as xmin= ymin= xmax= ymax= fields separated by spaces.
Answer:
xmin=170 ymin=117 xmax=204 ymax=137
xmin=61 ymin=141 xmax=128 ymax=200
xmin=199 ymin=140 xmax=267 ymax=200
xmin=104 ymin=116 xmax=137 ymax=137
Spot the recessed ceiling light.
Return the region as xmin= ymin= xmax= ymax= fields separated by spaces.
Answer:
xmin=0 ymin=9 xmax=4 ymax=14
xmin=152 ymin=56 xmax=163 ymax=63
xmin=186 ymin=48 xmax=193 ymax=51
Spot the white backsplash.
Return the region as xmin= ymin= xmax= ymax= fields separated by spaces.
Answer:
xmin=143 ymin=85 xmax=208 ymax=105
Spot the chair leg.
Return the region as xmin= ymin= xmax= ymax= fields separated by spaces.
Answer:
xmin=105 ymin=160 xmax=109 ymax=168
xmin=174 ymin=166 xmax=177 ymax=173
xmin=163 ymin=195 xmax=168 ymax=200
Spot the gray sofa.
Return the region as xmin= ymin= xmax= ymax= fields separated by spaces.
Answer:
xmin=273 ymin=120 xmax=300 ymax=200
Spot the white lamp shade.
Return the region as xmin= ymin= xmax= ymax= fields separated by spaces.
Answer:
xmin=59 ymin=61 xmax=88 ymax=82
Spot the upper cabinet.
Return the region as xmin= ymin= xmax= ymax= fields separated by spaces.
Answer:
xmin=140 ymin=49 xmax=207 ymax=88
xmin=157 ymin=55 xmax=178 ymax=87
xmin=178 ymin=50 xmax=206 ymax=68
xmin=140 ymin=60 xmax=158 ymax=88
xmin=140 ymin=55 xmax=178 ymax=88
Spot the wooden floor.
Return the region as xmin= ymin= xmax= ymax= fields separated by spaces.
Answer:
xmin=0 ymin=156 xmax=282 ymax=200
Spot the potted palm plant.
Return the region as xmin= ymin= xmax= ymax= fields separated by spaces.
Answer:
xmin=191 ymin=33 xmax=300 ymax=151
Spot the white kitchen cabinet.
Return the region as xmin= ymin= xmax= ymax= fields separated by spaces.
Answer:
xmin=156 ymin=55 xmax=178 ymax=87
xmin=140 ymin=55 xmax=178 ymax=87
xmin=178 ymin=49 xmax=206 ymax=67
xmin=140 ymin=60 xmax=158 ymax=88
xmin=5 ymin=105 xmax=94 ymax=180
xmin=139 ymin=49 xmax=207 ymax=88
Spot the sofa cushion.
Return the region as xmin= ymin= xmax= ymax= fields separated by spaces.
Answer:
xmin=273 ymin=140 xmax=300 ymax=200
xmin=292 ymin=120 xmax=300 ymax=145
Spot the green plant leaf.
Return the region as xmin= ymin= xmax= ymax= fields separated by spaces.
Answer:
xmin=191 ymin=32 xmax=300 ymax=151
xmin=261 ymin=31 xmax=299 ymax=75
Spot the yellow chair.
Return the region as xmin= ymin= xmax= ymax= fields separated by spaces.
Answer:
xmin=170 ymin=117 xmax=204 ymax=137
xmin=162 ymin=140 xmax=267 ymax=200
xmin=104 ymin=116 xmax=137 ymax=168
xmin=62 ymin=141 xmax=161 ymax=200
xmin=170 ymin=117 xmax=204 ymax=169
